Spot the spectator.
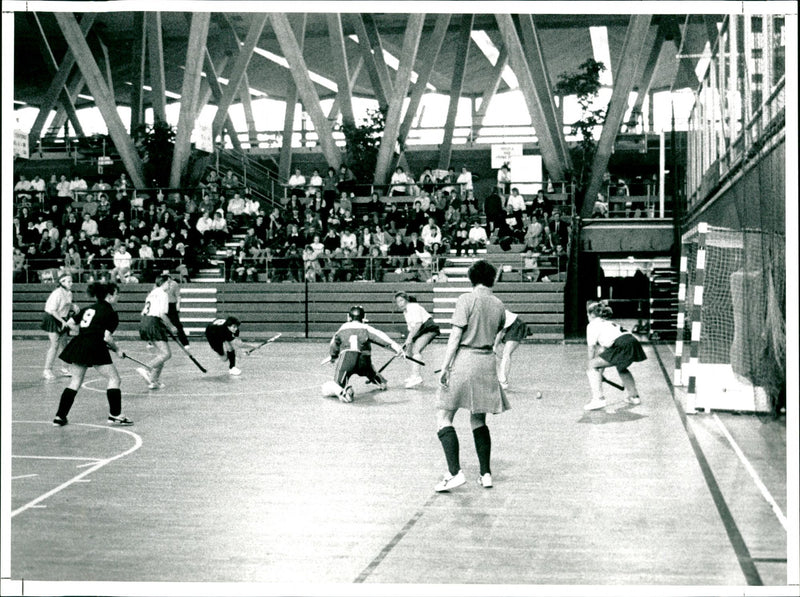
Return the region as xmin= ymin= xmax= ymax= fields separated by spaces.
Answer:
xmin=70 ymin=174 xmax=88 ymax=199
xmin=506 ymin=187 xmax=526 ymax=230
xmin=195 ymin=209 xmax=213 ymax=239
xmin=226 ymin=192 xmax=246 ymax=226
xmin=323 ymin=166 xmax=339 ymax=204
xmin=63 ymin=246 xmax=83 ymax=278
xmin=451 ymin=219 xmax=469 ymax=256
xmin=406 ymin=200 xmax=428 ymax=237
xmin=340 ymin=227 xmax=358 ymax=253
xmin=456 ymin=165 xmax=473 ymax=198
xmin=389 ymin=166 xmax=411 ymax=197
xmin=302 ymin=244 xmax=324 ymax=282
xmin=138 ymin=241 xmax=155 ymax=282
xmin=483 ymin=189 xmax=505 ymax=236
xmin=337 ymin=164 xmax=357 ymax=195
xmin=497 ymin=163 xmax=512 ymax=196
xmin=363 ymin=245 xmax=385 ymax=282
xmin=14 ymin=175 xmax=33 ymax=202
xmin=466 ymin=219 xmax=488 ymax=255
xmin=81 ymin=213 xmax=99 ymax=238
xmin=111 ymin=244 xmax=133 ymax=281
xmin=418 ymin=166 xmax=436 ymax=195
xmin=306 ymin=168 xmax=323 ymax=198
xmin=287 ymin=167 xmax=307 ymax=199
xmin=529 ymin=190 xmax=552 ymax=219
xmin=421 ymin=216 xmax=443 ymax=256
xmin=548 ymin=207 xmax=570 ymax=249
xmin=31 ymin=175 xmax=46 ymax=204
xmin=56 ymin=174 xmax=72 ymax=206
xmin=13 ymin=246 xmax=28 ymax=282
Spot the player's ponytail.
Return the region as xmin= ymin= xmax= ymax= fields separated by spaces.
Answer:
xmin=394 ymin=291 xmax=418 ymax=303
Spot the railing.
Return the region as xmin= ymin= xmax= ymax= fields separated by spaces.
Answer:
xmin=12 ymin=257 xmax=193 ymax=285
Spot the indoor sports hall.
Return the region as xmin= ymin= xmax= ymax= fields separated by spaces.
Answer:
xmin=4 ymin=4 xmax=797 ymax=596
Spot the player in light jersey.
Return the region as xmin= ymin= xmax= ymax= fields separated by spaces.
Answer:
xmin=584 ymin=300 xmax=647 ymax=411
xmin=321 ymin=306 xmax=404 ymax=403
xmin=394 ymin=291 xmax=440 ymax=388
xmin=136 ymin=274 xmax=178 ymax=390
xmin=493 ymin=309 xmax=530 ymax=391
xmin=41 ymin=273 xmax=78 ymax=380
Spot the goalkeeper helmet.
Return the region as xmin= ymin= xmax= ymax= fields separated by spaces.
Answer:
xmin=348 ymin=305 xmax=366 ymax=322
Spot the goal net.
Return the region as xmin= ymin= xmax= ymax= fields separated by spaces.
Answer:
xmin=677 ymin=224 xmax=785 ymax=414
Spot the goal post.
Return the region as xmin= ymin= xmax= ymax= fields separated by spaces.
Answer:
xmin=676 ymin=223 xmax=785 ymax=414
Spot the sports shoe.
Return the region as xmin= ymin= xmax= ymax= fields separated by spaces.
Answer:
xmin=435 ymin=470 xmax=466 ymax=492
xmin=478 ymin=473 xmax=493 ymax=488
xmin=52 ymin=416 xmax=68 ymax=427
xmin=377 ymin=381 xmax=388 ymax=391
xmin=228 ymin=367 xmax=242 ymax=376
xmin=148 ymin=380 xmax=165 ymax=390
xmin=626 ymin=395 xmax=642 ymax=405
xmin=60 ymin=368 xmax=72 ymax=377
xmin=108 ymin=414 xmax=134 ymax=426
xmin=183 ymin=344 xmax=191 ymax=352
xmin=404 ymin=375 xmax=423 ymax=389
xmin=136 ymin=367 xmax=152 ymax=384
xmin=499 ymin=381 xmax=509 ymax=390
xmin=338 ymin=386 xmax=354 ymax=403
xmin=584 ymin=397 xmax=607 ymax=411
xmin=43 ymin=370 xmax=56 ymax=381
xmin=146 ymin=342 xmax=154 ymax=349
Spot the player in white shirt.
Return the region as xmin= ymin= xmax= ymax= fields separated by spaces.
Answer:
xmin=136 ymin=274 xmax=178 ymax=390
xmin=394 ymin=291 xmax=440 ymax=388
xmin=493 ymin=309 xmax=530 ymax=391
xmin=584 ymin=300 xmax=646 ymax=410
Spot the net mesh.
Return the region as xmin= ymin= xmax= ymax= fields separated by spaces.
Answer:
xmin=680 ymin=225 xmax=785 ymax=412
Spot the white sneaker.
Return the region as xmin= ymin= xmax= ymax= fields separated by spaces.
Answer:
xmin=404 ymin=375 xmax=423 ymax=388
xmin=626 ymin=395 xmax=641 ymax=405
xmin=584 ymin=397 xmax=607 ymax=411
xmin=499 ymin=381 xmax=509 ymax=390
xmin=435 ymin=470 xmax=466 ymax=492
xmin=136 ymin=367 xmax=152 ymax=384
xmin=148 ymin=380 xmax=165 ymax=390
xmin=338 ymin=386 xmax=354 ymax=403
xmin=60 ymin=368 xmax=72 ymax=377
xmin=228 ymin=367 xmax=242 ymax=376
xmin=43 ymin=370 xmax=56 ymax=381
xmin=478 ymin=473 xmax=493 ymax=488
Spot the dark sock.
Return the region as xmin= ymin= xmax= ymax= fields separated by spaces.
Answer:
xmin=107 ymin=388 xmax=122 ymax=417
xmin=227 ymin=351 xmax=236 ymax=368
xmin=56 ymin=387 xmax=78 ymax=419
xmin=437 ymin=426 xmax=460 ymax=476
xmin=472 ymin=425 xmax=492 ymax=476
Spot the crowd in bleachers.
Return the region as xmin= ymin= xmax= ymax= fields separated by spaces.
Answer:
xmin=12 ymin=162 xmax=572 ymax=284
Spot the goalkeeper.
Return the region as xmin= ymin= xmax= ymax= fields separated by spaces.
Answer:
xmin=321 ymin=306 xmax=404 ymax=403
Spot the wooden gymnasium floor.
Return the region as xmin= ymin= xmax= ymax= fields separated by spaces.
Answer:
xmin=3 ymin=336 xmax=792 ymax=593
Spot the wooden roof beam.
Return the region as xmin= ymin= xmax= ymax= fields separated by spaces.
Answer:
xmin=54 ymin=12 xmax=145 ymax=188
xmin=582 ymin=15 xmax=652 ymax=218
xmin=374 ymin=14 xmax=426 ymax=185
xmin=438 ymin=15 xmax=474 ymax=170
xmin=270 ymin=13 xmax=341 ymax=169
xmin=279 ymin=13 xmax=306 ymax=180
xmin=146 ymin=12 xmax=167 ymax=123
xmin=170 ymin=13 xmax=210 ymax=188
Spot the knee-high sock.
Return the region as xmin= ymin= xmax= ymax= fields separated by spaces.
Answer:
xmin=437 ymin=426 xmax=460 ymax=476
xmin=227 ymin=351 xmax=236 ymax=368
xmin=472 ymin=425 xmax=491 ymax=476
xmin=56 ymin=387 xmax=78 ymax=419
xmin=106 ymin=388 xmax=122 ymax=417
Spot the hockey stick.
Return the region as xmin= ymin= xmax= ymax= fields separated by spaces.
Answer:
xmin=167 ymin=331 xmax=207 ymax=373
xmin=602 ymin=375 xmax=624 ymax=391
xmin=106 ymin=345 xmax=150 ymax=369
xmin=377 ymin=353 xmax=399 ymax=373
xmin=245 ymin=333 xmax=282 ymax=355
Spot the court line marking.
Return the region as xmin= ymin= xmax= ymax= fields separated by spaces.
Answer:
xmin=354 ymin=492 xmax=438 ymax=583
xmin=712 ymin=413 xmax=788 ymax=531
xmin=12 ymin=455 xmax=101 ymax=462
xmin=11 ymin=474 xmax=38 ymax=480
xmin=652 ymin=345 xmax=764 ymax=586
xmin=10 ymin=421 xmax=143 ymax=518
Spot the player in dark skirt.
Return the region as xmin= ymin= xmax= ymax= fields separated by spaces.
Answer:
xmin=205 ymin=316 xmax=259 ymax=376
xmin=321 ymin=306 xmax=404 ymax=403
xmin=584 ymin=300 xmax=647 ymax=411
xmin=53 ymin=282 xmax=133 ymax=427
xmin=493 ymin=309 xmax=530 ymax=391
xmin=41 ymin=272 xmax=78 ymax=380
xmin=394 ymin=291 xmax=440 ymax=388
xmin=137 ymin=274 xmax=178 ymax=390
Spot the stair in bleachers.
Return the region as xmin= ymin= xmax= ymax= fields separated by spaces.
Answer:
xmin=648 ymin=268 xmax=679 ymax=340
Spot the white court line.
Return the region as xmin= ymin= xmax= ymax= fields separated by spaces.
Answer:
xmin=12 ymin=455 xmax=101 ymax=462
xmin=712 ymin=413 xmax=788 ymax=531
xmin=11 ymin=422 xmax=143 ymax=518
xmin=12 ymin=474 xmax=38 ymax=480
